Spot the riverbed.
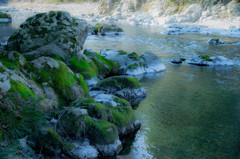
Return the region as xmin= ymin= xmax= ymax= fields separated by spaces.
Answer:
xmin=1 ymin=12 xmax=240 ymax=159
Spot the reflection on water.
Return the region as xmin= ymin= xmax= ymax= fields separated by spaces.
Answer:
xmin=1 ymin=21 xmax=240 ymax=159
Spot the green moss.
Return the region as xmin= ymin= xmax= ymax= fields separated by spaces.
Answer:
xmin=72 ymin=97 xmax=96 ymax=107
xmin=98 ymin=76 xmax=141 ymax=90
xmin=35 ymin=13 xmax=45 ymax=19
xmin=127 ymin=52 xmax=140 ymax=61
xmin=127 ymin=63 xmax=138 ymax=69
xmin=43 ymin=127 xmax=62 ymax=149
xmin=63 ymin=142 xmax=75 ymax=151
xmin=9 ymin=80 xmax=35 ymax=99
xmin=0 ymin=12 xmax=11 ymax=19
xmin=0 ymin=51 xmax=26 ymax=71
xmin=118 ymin=50 xmax=127 ymax=55
xmin=0 ymin=127 xmax=4 ymax=140
xmin=88 ymin=102 xmax=135 ymax=129
xmin=109 ymin=106 xmax=135 ymax=128
xmin=34 ymin=62 xmax=78 ymax=101
xmin=88 ymin=103 xmax=113 ymax=121
xmin=200 ymin=55 xmax=212 ymax=61
xmin=114 ymin=97 xmax=130 ymax=107
xmin=84 ymin=50 xmax=119 ymax=77
xmin=180 ymin=58 xmax=186 ymax=62
xmin=0 ymin=65 xmax=4 ymax=73
xmin=86 ymin=118 xmax=118 ymax=145
xmin=0 ymin=93 xmax=44 ymax=142
xmin=76 ymin=74 xmax=89 ymax=97
xmin=94 ymin=23 xmax=101 ymax=30
xmin=59 ymin=107 xmax=88 ymax=138
xmin=69 ymin=56 xmax=98 ymax=80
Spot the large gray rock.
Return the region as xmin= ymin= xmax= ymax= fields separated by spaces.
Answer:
xmin=100 ymin=49 xmax=166 ymax=75
xmin=7 ymin=11 xmax=88 ymax=60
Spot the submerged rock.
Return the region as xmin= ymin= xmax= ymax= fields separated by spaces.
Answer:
xmin=188 ymin=55 xmax=234 ymax=66
xmin=171 ymin=57 xmax=186 ymax=64
xmin=208 ymin=38 xmax=225 ymax=45
xmin=100 ymin=49 xmax=166 ymax=75
xmin=0 ymin=11 xmax=12 ymax=23
xmin=93 ymin=23 xmax=124 ymax=36
xmin=7 ymin=11 xmax=88 ymax=61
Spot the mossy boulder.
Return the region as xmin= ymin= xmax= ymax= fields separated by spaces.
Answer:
xmin=100 ymin=49 xmax=166 ymax=75
xmin=97 ymin=76 xmax=146 ymax=105
xmin=200 ymin=54 xmax=212 ymax=61
xmin=188 ymin=55 xmax=233 ymax=66
xmin=84 ymin=49 xmax=120 ymax=78
xmin=86 ymin=118 xmax=118 ymax=145
xmin=208 ymin=38 xmax=225 ymax=45
xmin=88 ymin=100 xmax=136 ymax=135
xmin=68 ymin=55 xmax=99 ymax=80
xmin=0 ymin=11 xmax=12 ymax=23
xmin=171 ymin=57 xmax=186 ymax=64
xmin=30 ymin=127 xmax=63 ymax=156
xmin=7 ymin=11 xmax=88 ymax=61
xmin=30 ymin=57 xmax=88 ymax=103
xmin=86 ymin=118 xmax=122 ymax=156
xmin=94 ymin=23 xmax=124 ymax=36
xmin=58 ymin=107 xmax=88 ymax=139
xmin=0 ymin=58 xmax=58 ymax=110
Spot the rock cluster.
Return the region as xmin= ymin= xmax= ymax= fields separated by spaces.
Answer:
xmin=0 ymin=11 xmax=165 ymax=158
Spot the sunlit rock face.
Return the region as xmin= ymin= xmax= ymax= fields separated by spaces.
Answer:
xmin=7 ymin=11 xmax=88 ymax=61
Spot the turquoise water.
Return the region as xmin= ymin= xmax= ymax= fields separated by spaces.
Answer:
xmin=85 ymin=25 xmax=240 ymax=159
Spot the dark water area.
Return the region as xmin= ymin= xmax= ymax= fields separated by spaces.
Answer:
xmin=1 ymin=22 xmax=240 ymax=159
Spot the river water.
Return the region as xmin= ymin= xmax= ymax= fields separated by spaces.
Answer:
xmin=85 ymin=25 xmax=240 ymax=159
xmin=1 ymin=21 xmax=240 ymax=159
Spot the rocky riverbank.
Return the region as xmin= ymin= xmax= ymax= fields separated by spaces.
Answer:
xmin=0 ymin=11 xmax=166 ymax=158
